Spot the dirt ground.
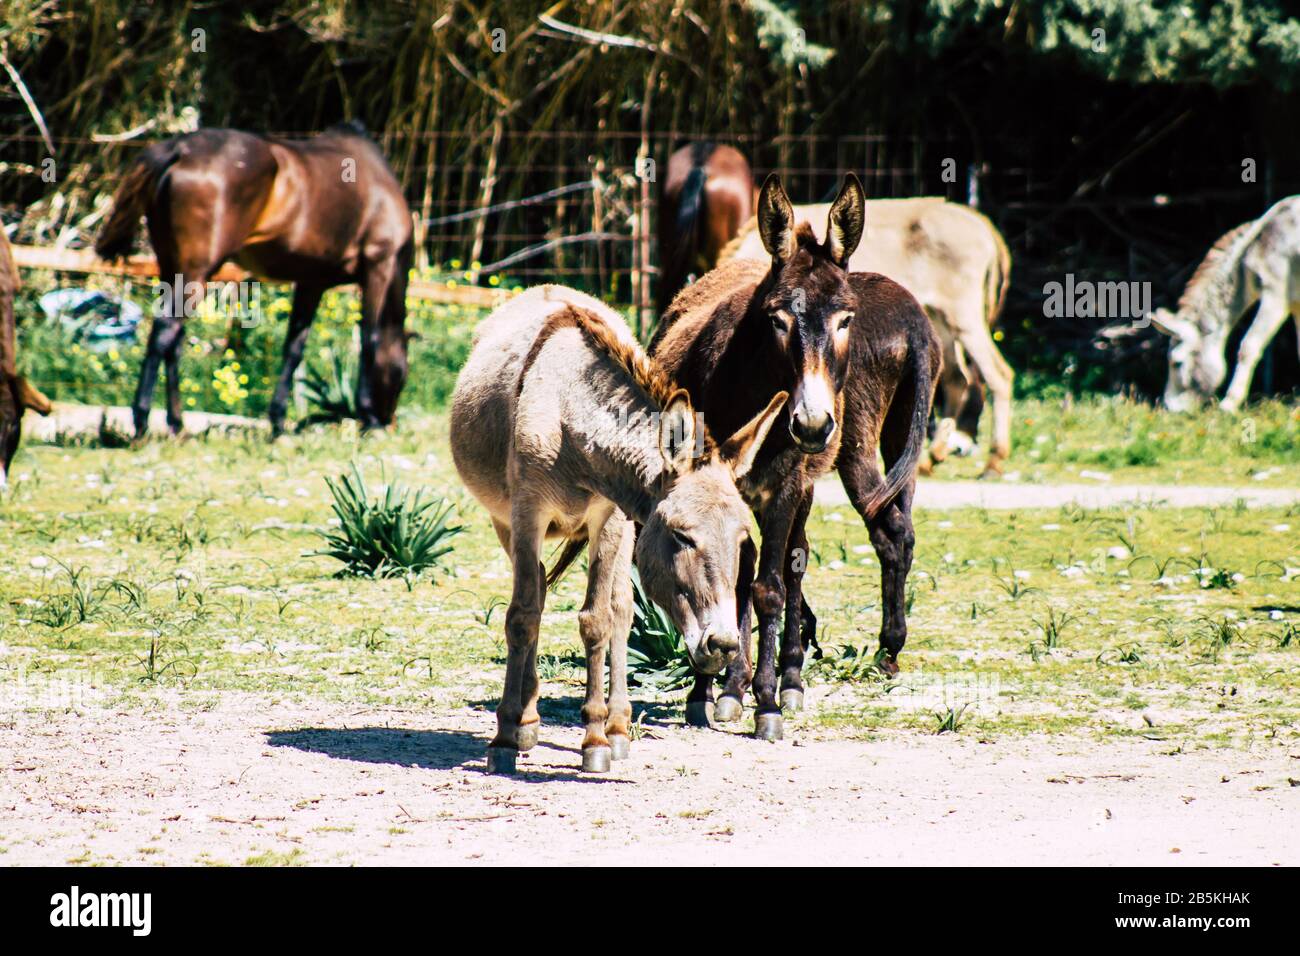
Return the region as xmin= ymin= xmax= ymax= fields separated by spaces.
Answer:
xmin=816 ymin=478 xmax=1300 ymax=510
xmin=3 ymin=691 xmax=1296 ymax=866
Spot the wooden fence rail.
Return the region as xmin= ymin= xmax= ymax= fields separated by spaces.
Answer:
xmin=10 ymin=244 xmax=510 ymax=310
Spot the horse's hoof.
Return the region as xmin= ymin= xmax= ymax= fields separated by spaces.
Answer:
xmin=780 ymin=689 xmax=804 ymax=713
xmin=754 ymin=713 xmax=784 ymax=741
xmin=515 ymin=722 xmax=539 ymax=752
xmin=485 ymin=747 xmax=517 ymax=775
xmin=582 ymin=745 xmax=612 ymax=773
xmin=714 ymin=696 xmax=743 ymax=723
xmin=608 ymin=735 xmax=631 ymax=760
xmin=685 ymin=701 xmax=713 ymax=727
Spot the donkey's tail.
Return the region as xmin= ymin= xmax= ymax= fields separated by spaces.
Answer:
xmin=862 ymin=325 xmax=936 ymax=520
xmin=94 ymin=141 xmax=181 ymax=260
xmin=545 ymin=532 xmax=588 ymax=590
xmin=986 ymin=219 xmax=1012 ymax=326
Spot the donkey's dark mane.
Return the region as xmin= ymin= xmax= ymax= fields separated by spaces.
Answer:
xmin=1178 ymin=220 xmax=1254 ymax=312
xmin=518 ymin=304 xmax=718 ymax=454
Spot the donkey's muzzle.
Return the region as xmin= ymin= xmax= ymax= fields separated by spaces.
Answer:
xmin=790 ymin=412 xmax=835 ymax=453
xmin=692 ymin=626 xmax=740 ymax=675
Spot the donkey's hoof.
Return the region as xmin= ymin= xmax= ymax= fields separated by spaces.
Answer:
xmin=685 ymin=701 xmax=713 ymax=727
xmin=714 ymin=696 xmax=743 ymax=723
xmin=754 ymin=713 xmax=784 ymax=741
xmin=608 ymin=735 xmax=631 ymax=760
xmin=582 ymin=745 xmax=612 ymax=773
xmin=485 ymin=747 xmax=517 ymax=775
xmin=780 ymin=689 xmax=804 ymax=713
xmin=515 ymin=722 xmax=539 ymax=752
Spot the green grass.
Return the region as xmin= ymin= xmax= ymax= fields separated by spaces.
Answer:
xmin=940 ymin=393 xmax=1300 ymax=485
xmin=1 ymin=413 xmax=1297 ymax=751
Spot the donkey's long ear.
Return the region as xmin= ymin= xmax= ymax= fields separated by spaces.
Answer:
xmin=719 ymin=390 xmax=788 ymax=481
xmin=757 ymin=175 xmax=797 ymax=264
xmin=658 ymin=388 xmax=699 ymax=475
xmin=1148 ymin=308 xmax=1194 ymax=341
xmin=13 ymin=375 xmax=52 ymax=415
xmin=826 ymin=174 xmax=865 ymax=267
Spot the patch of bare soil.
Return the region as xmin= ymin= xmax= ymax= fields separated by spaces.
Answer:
xmin=2 ymin=694 xmax=1296 ymax=866
xmin=816 ymin=478 xmax=1300 ymax=511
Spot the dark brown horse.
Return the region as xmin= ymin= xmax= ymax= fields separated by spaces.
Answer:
xmin=657 ymin=143 xmax=755 ymax=316
xmin=0 ymin=229 xmax=53 ymax=485
xmin=651 ymin=174 xmax=940 ymax=739
xmin=95 ymin=123 xmax=412 ymax=437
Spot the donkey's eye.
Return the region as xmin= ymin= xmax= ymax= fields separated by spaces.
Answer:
xmin=771 ymin=310 xmax=793 ymax=334
xmin=832 ymin=310 xmax=854 ymax=332
xmin=672 ymin=529 xmax=696 ymax=550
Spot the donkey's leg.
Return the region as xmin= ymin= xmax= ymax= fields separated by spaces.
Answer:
xmin=575 ymin=509 xmax=621 ymax=772
xmin=957 ymin=311 xmax=1014 ymax=477
xmin=604 ymin=520 xmax=636 ymax=759
xmin=749 ymin=486 xmax=803 ymax=741
xmin=712 ymin=535 xmax=757 ymax=723
xmin=777 ymin=489 xmax=814 ymax=712
xmin=487 ymin=506 xmax=547 ymax=774
xmin=516 ymin=556 xmax=545 ymax=753
xmin=356 ymin=259 xmax=398 ymax=430
xmin=930 ymin=331 xmax=968 ymax=465
xmin=870 ymin=491 xmax=916 ymax=674
xmin=268 ymin=282 xmax=327 ymax=437
xmin=839 ymin=402 xmax=917 ymax=674
xmin=1221 ymin=291 xmax=1289 ymax=412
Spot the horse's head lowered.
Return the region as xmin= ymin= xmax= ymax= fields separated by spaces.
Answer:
xmin=754 ymin=173 xmax=865 ymax=452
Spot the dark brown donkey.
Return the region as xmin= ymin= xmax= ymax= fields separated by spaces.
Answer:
xmin=657 ymin=143 xmax=755 ymax=315
xmin=651 ymin=174 xmax=940 ymax=739
xmin=95 ymin=123 xmax=412 ymax=437
xmin=1 ymin=229 xmax=53 ymax=485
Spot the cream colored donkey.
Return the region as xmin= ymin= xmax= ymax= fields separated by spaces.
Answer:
xmin=451 ymin=285 xmax=785 ymax=773
xmin=722 ymin=197 xmax=1014 ymax=474
xmin=1150 ymin=196 xmax=1300 ymax=412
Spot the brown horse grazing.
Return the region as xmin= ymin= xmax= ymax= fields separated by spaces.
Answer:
xmin=0 ymin=230 xmax=53 ymax=485
xmin=657 ymin=143 xmax=755 ymax=316
xmin=651 ymin=175 xmax=940 ymax=739
xmin=94 ymin=123 xmax=412 ymax=438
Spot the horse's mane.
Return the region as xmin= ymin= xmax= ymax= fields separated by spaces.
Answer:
xmin=1178 ymin=220 xmax=1255 ymax=312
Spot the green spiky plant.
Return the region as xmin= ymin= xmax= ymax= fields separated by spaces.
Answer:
xmin=312 ymin=463 xmax=462 ymax=579
xmin=300 ymin=346 xmax=359 ymax=425
xmin=626 ymin=567 xmax=693 ymax=690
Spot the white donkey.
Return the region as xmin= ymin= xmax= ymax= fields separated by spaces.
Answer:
xmin=1151 ymin=196 xmax=1300 ymax=412
xmin=451 ymin=285 xmax=785 ymax=774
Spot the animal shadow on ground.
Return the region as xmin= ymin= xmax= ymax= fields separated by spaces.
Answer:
xmin=266 ymin=727 xmax=486 ymax=771
xmin=468 ymin=696 xmax=680 ymax=728
xmin=266 ymin=722 xmax=637 ymax=783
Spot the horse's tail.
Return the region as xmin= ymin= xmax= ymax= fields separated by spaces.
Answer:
xmin=545 ymin=532 xmax=588 ymax=590
xmin=659 ymin=149 xmax=711 ymax=313
xmin=986 ymin=218 xmax=1012 ymax=326
xmin=862 ymin=321 xmax=937 ymax=520
xmin=94 ymin=141 xmax=181 ymax=260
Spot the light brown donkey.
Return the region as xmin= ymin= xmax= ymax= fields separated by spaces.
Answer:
xmin=450 ymin=285 xmax=786 ymax=774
